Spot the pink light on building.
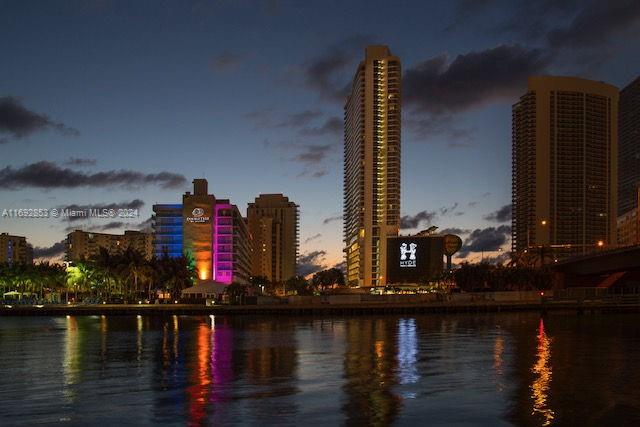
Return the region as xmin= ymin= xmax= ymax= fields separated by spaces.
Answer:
xmin=213 ymin=203 xmax=234 ymax=284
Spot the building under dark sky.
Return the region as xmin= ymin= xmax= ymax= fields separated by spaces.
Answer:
xmin=512 ymin=76 xmax=619 ymax=256
xmin=618 ymin=77 xmax=640 ymax=216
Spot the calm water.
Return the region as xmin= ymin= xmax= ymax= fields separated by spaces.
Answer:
xmin=1 ymin=313 xmax=640 ymax=426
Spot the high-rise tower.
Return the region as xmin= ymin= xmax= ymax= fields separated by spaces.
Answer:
xmin=247 ymin=194 xmax=299 ymax=283
xmin=344 ymin=46 xmax=401 ymax=287
xmin=618 ymin=76 xmax=640 ymax=217
xmin=512 ymin=76 xmax=618 ymax=257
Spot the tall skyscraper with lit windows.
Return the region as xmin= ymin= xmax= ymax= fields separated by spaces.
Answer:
xmin=343 ymin=46 xmax=401 ymax=287
xmin=512 ymin=76 xmax=618 ymax=256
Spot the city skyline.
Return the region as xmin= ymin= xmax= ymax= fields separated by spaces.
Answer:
xmin=1 ymin=1 xmax=640 ymax=273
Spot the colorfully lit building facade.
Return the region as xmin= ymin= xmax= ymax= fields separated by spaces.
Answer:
xmin=512 ymin=76 xmax=618 ymax=257
xmin=152 ymin=179 xmax=252 ymax=285
xmin=247 ymin=194 xmax=299 ymax=283
xmin=344 ymin=45 xmax=401 ymax=287
xmin=618 ymin=76 xmax=640 ymax=217
xmin=66 ymin=230 xmax=153 ymax=261
xmin=0 ymin=233 xmax=33 ymax=265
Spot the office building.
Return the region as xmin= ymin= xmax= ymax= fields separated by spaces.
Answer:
xmin=66 ymin=230 xmax=153 ymax=261
xmin=152 ymin=179 xmax=252 ymax=284
xmin=0 ymin=233 xmax=33 ymax=265
xmin=247 ymin=194 xmax=299 ymax=283
xmin=343 ymin=45 xmax=401 ymax=287
xmin=618 ymin=76 xmax=640 ymax=216
xmin=512 ymin=76 xmax=618 ymax=256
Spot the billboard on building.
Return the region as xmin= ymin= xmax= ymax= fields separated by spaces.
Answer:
xmin=386 ymin=236 xmax=444 ymax=284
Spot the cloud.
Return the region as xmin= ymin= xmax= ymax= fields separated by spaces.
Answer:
xmin=32 ymin=241 xmax=66 ymax=259
xmin=332 ymin=261 xmax=346 ymax=273
xmin=276 ymin=110 xmax=323 ymax=128
xmin=483 ymin=204 xmax=512 ymax=222
xmin=304 ymin=233 xmax=322 ymax=244
xmin=323 ymin=215 xmax=342 ymax=225
xmin=458 ymin=225 xmax=511 ymax=257
xmin=209 ymin=51 xmax=247 ymax=72
xmin=439 ymin=203 xmax=459 ymax=216
xmin=297 ymin=250 xmax=327 ymax=276
xmin=404 ymin=45 xmax=551 ymax=115
xmin=246 ymin=109 xmax=340 ymax=137
xmin=0 ymin=96 xmax=79 ymax=141
xmin=439 ymin=227 xmax=471 ymax=235
xmin=292 ymin=143 xmax=334 ymax=165
xmin=547 ymin=0 xmax=640 ymax=49
xmin=303 ymin=34 xmax=376 ymax=101
xmin=58 ymin=199 xmax=145 ymax=222
xmin=0 ymin=161 xmax=187 ymax=190
xmin=400 ymin=210 xmax=437 ymax=230
xmin=299 ymin=117 xmax=342 ymax=137
xmin=64 ymin=157 xmax=97 ymax=166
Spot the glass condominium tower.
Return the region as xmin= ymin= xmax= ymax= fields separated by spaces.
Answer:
xmin=344 ymin=46 xmax=401 ymax=287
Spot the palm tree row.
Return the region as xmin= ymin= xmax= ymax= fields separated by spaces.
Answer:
xmin=0 ymin=247 xmax=197 ymax=303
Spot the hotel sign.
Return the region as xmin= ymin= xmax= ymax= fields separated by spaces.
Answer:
xmin=186 ymin=207 xmax=210 ymax=224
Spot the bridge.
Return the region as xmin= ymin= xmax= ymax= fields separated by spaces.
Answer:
xmin=550 ymin=245 xmax=640 ymax=290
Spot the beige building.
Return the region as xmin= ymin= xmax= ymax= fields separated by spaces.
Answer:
xmin=344 ymin=46 xmax=401 ymax=286
xmin=512 ymin=76 xmax=619 ymax=256
xmin=247 ymin=194 xmax=299 ymax=283
xmin=66 ymin=230 xmax=153 ymax=261
xmin=0 ymin=233 xmax=33 ymax=265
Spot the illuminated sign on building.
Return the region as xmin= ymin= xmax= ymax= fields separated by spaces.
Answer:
xmin=399 ymin=242 xmax=417 ymax=267
xmin=186 ymin=207 xmax=211 ymax=223
xmin=386 ymin=236 xmax=444 ymax=284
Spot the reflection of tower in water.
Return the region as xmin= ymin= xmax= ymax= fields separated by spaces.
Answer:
xmin=342 ymin=318 xmax=401 ymax=426
xmin=531 ymin=318 xmax=554 ymax=426
xmin=186 ymin=316 xmax=234 ymax=425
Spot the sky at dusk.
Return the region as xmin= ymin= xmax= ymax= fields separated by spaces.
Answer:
xmin=1 ymin=0 xmax=639 ymax=272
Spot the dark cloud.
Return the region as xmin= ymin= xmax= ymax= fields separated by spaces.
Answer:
xmin=58 ymin=199 xmax=145 ymax=222
xmin=292 ymin=143 xmax=334 ymax=165
xmin=136 ymin=217 xmax=153 ymax=233
xmin=304 ymin=34 xmax=376 ymax=101
xmin=439 ymin=203 xmax=459 ymax=216
xmin=209 ymin=51 xmax=247 ymax=72
xmin=64 ymin=157 xmax=97 ymax=166
xmin=458 ymin=225 xmax=511 ymax=257
xmin=299 ymin=117 xmax=342 ymax=137
xmin=0 ymin=161 xmax=187 ymax=190
xmin=277 ymin=110 xmax=323 ymax=128
xmin=483 ymin=204 xmax=512 ymax=222
xmin=303 ymin=233 xmax=322 ymax=244
xmin=439 ymin=227 xmax=471 ymax=235
xmin=297 ymin=250 xmax=326 ymax=276
xmin=323 ymin=215 xmax=342 ymax=225
xmin=400 ymin=210 xmax=437 ymax=230
xmin=332 ymin=261 xmax=346 ymax=273
xmin=32 ymin=241 xmax=66 ymax=259
xmin=0 ymin=96 xmax=79 ymax=140
xmin=547 ymin=0 xmax=640 ymax=49
xmin=404 ymin=45 xmax=551 ymax=115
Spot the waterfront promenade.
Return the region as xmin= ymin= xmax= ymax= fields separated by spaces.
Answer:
xmin=2 ymin=291 xmax=640 ymax=316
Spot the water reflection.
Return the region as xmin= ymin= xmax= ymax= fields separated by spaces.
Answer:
xmin=342 ymin=319 xmax=401 ymax=426
xmin=397 ymin=318 xmax=418 ymax=398
xmin=2 ymin=314 xmax=640 ymax=425
xmin=531 ymin=318 xmax=554 ymax=425
xmin=63 ymin=316 xmax=79 ymax=402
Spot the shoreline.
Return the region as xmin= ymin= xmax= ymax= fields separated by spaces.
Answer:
xmin=2 ymin=299 xmax=640 ymax=316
